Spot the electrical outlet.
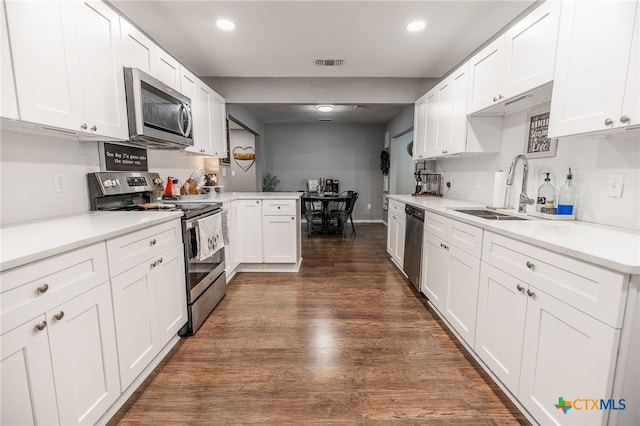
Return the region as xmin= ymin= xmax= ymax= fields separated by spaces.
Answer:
xmin=222 ymin=168 xmax=227 ymax=177
xmin=606 ymin=173 xmax=624 ymax=198
xmin=367 ymin=204 xmax=371 ymax=209
xmin=231 ymin=170 xmax=236 ymax=177
xmin=53 ymin=172 xmax=67 ymax=193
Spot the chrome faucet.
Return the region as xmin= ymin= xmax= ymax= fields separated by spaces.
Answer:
xmin=506 ymin=154 xmax=535 ymax=213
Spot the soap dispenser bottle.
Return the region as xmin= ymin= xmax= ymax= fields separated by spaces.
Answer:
xmin=536 ymin=173 xmax=555 ymax=213
xmin=557 ymin=168 xmax=576 ymax=215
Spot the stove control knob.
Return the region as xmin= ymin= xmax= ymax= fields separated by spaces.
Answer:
xmin=114 ymin=179 xmax=120 ymax=186
xmin=153 ymin=177 xmax=163 ymax=185
xmin=103 ymin=179 xmax=112 ymax=188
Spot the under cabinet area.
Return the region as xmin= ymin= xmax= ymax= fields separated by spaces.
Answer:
xmin=386 ymin=199 xmax=406 ymax=268
xmin=0 ymin=243 xmax=120 ymax=426
xmin=106 ymin=220 xmax=186 ymax=391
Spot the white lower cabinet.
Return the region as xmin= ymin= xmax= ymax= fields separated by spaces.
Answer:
xmin=236 ymin=199 xmax=300 ymax=266
xmin=1 ymin=282 xmax=120 ymax=426
xmin=386 ymin=200 xmax=406 ymax=267
xmin=237 ymin=200 xmax=263 ymax=263
xmin=422 ymin=213 xmax=482 ymax=347
xmin=475 ymin=231 xmax=627 ymax=426
xmin=263 ymin=214 xmax=297 ymax=263
xmin=110 ymin=243 xmax=185 ymax=391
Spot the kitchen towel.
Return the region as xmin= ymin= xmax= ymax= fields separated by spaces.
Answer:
xmin=491 ymin=171 xmax=508 ymax=208
xmin=197 ymin=213 xmax=224 ymax=261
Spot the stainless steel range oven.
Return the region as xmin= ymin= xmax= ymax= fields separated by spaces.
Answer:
xmin=88 ymin=171 xmax=227 ymax=336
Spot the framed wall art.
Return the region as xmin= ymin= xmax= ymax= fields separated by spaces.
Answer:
xmin=524 ymin=109 xmax=557 ymax=159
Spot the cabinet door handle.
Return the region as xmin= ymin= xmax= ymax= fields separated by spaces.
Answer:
xmin=90 ymin=125 xmax=97 ymax=132
xmin=516 ymin=284 xmax=524 ymax=292
xmin=53 ymin=311 xmax=65 ymax=321
xmin=526 ymin=261 xmax=535 ymax=270
xmin=150 ymin=239 xmax=157 ymax=246
xmin=620 ymin=115 xmax=630 ymax=124
xmin=498 ymin=94 xmax=504 ymax=100
xmin=37 ymin=283 xmax=49 ymax=294
xmin=527 ymin=289 xmax=535 ymax=298
xmin=35 ymin=320 xmax=47 ymax=331
xmin=157 ymin=257 xmax=163 ymax=264
xmin=80 ymin=123 xmax=88 ymax=130
xmin=604 ymin=118 xmax=614 ymax=126
xmin=492 ymin=96 xmax=498 ymax=102
xmin=150 ymin=260 xmax=157 ymax=268
xmin=256 ymin=201 xmax=260 ymax=204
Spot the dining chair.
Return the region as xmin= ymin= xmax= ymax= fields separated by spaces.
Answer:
xmin=301 ymin=197 xmax=323 ymax=237
xmin=330 ymin=192 xmax=359 ymax=237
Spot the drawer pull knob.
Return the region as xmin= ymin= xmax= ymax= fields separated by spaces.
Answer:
xmin=37 ymin=283 xmax=49 ymax=294
xmin=35 ymin=321 xmax=47 ymax=331
xmin=150 ymin=260 xmax=157 ymax=268
xmin=620 ymin=115 xmax=631 ymax=124
xmin=157 ymin=257 xmax=163 ymax=264
xmin=604 ymin=118 xmax=614 ymax=126
xmin=277 ymin=206 xmax=281 ymax=209
xmin=150 ymin=239 xmax=157 ymax=246
xmin=526 ymin=261 xmax=535 ymax=270
xmin=527 ymin=289 xmax=535 ymax=298
xmin=91 ymin=125 xmax=97 ymax=132
xmin=516 ymin=284 xmax=524 ymax=292
xmin=53 ymin=311 xmax=64 ymax=321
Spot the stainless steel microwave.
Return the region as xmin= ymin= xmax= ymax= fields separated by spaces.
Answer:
xmin=124 ymin=67 xmax=193 ymax=149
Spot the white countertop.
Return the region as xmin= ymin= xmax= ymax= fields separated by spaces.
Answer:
xmin=0 ymin=211 xmax=183 ymax=272
xmin=388 ymin=195 xmax=640 ymax=275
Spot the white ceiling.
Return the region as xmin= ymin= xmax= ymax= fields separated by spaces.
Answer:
xmin=110 ymin=0 xmax=537 ymax=123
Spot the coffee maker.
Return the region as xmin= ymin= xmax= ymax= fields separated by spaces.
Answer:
xmin=325 ymin=178 xmax=339 ymax=194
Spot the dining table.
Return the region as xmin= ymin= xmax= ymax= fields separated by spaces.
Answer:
xmin=302 ymin=192 xmax=351 ymax=235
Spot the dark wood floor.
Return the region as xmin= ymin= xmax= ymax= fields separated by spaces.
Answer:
xmin=110 ymin=223 xmax=529 ymax=425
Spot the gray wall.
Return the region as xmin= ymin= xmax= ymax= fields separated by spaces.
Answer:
xmin=264 ymin=123 xmax=385 ymax=221
xmin=391 ymin=132 xmax=416 ymax=195
xmin=229 ymin=129 xmax=258 ymax=191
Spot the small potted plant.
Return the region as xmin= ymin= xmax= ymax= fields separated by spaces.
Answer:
xmin=262 ymin=172 xmax=280 ymax=192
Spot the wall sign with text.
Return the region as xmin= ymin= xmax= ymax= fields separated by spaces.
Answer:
xmin=99 ymin=142 xmax=148 ymax=171
xmin=525 ymin=110 xmax=557 ymax=159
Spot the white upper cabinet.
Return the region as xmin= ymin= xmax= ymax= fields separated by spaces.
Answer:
xmin=549 ymin=0 xmax=640 ymax=137
xmin=156 ymin=49 xmax=181 ymax=91
xmin=182 ymin=66 xmax=227 ymax=157
xmin=468 ymin=1 xmax=560 ymax=115
xmin=1 ymin=0 xmax=18 ymax=120
xmin=120 ymin=17 xmax=158 ymax=77
xmin=6 ymin=0 xmax=128 ymax=139
xmin=428 ymin=64 xmax=469 ymax=157
xmin=73 ymin=1 xmax=128 ymax=140
xmin=412 ymin=92 xmax=431 ymax=160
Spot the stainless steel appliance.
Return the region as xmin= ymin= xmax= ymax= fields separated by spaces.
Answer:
xmin=403 ymin=205 xmax=424 ymax=290
xmin=124 ymin=67 xmax=193 ymax=149
xmin=87 ymin=171 xmax=227 ymax=336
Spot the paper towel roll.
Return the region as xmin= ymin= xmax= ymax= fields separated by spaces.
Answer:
xmin=491 ymin=171 xmax=508 ymax=208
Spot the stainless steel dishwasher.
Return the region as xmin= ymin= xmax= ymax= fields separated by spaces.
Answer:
xmin=403 ymin=205 xmax=424 ymax=290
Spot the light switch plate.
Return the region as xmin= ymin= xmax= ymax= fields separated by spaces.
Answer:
xmin=606 ymin=173 xmax=624 ymax=198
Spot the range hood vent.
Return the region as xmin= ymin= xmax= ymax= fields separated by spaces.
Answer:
xmin=353 ymin=105 xmax=367 ymax=110
xmin=314 ymin=59 xmax=344 ymax=66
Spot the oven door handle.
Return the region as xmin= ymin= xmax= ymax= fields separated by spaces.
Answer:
xmin=189 ymin=226 xmax=198 ymax=260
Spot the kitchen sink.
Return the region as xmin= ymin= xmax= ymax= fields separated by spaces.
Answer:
xmin=453 ymin=209 xmax=528 ymax=221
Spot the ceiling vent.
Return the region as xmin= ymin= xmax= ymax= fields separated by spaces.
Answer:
xmin=314 ymin=59 xmax=344 ymax=67
xmin=353 ymin=105 xmax=367 ymax=110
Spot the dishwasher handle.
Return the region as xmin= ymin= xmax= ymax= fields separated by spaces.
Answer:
xmin=405 ymin=205 xmax=425 ymax=221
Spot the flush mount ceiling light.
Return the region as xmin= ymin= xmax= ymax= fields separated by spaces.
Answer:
xmin=315 ymin=104 xmax=335 ymax=112
xmin=406 ymin=20 xmax=426 ymax=32
xmin=216 ymin=19 xmax=236 ymax=31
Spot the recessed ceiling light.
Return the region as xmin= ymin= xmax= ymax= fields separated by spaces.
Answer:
xmin=406 ymin=20 xmax=426 ymax=32
xmin=216 ymin=19 xmax=236 ymax=31
xmin=315 ymin=104 xmax=335 ymax=112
